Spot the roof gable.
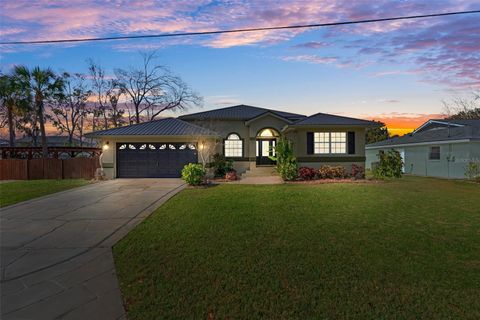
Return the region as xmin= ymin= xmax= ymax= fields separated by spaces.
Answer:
xmin=244 ymin=111 xmax=293 ymax=125
xmin=178 ymin=104 xmax=306 ymax=121
xmin=413 ymin=119 xmax=480 ymax=134
xmin=87 ymin=118 xmax=218 ymax=137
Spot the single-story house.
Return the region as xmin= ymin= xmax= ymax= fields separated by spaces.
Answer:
xmin=366 ymin=119 xmax=480 ymax=179
xmin=15 ymin=135 xmax=96 ymax=147
xmin=87 ymin=104 xmax=380 ymax=178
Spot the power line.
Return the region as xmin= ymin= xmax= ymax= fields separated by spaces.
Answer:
xmin=1 ymin=9 xmax=479 ymax=45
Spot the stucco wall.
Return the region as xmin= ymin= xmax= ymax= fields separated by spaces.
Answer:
xmin=366 ymin=141 xmax=480 ymax=179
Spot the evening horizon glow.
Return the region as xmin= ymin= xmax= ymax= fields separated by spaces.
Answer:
xmin=1 ymin=0 xmax=479 ymax=136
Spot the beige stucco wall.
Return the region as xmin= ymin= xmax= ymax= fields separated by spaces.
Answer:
xmin=186 ymin=115 xmax=291 ymax=173
xmin=285 ymin=126 xmax=367 ymax=173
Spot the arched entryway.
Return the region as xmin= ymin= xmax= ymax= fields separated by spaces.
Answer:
xmin=256 ymin=128 xmax=279 ymax=165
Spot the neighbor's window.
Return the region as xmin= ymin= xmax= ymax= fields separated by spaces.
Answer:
xmin=314 ymin=132 xmax=346 ymax=154
xmin=429 ymin=146 xmax=440 ymax=160
xmin=224 ymin=133 xmax=243 ymax=157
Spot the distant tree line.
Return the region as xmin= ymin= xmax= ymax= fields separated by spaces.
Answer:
xmin=0 ymin=52 xmax=202 ymax=156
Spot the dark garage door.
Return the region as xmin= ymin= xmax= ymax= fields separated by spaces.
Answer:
xmin=117 ymin=142 xmax=197 ymax=178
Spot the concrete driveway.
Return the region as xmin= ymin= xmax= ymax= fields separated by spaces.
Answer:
xmin=0 ymin=178 xmax=185 ymax=320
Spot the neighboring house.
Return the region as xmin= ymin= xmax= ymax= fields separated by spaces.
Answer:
xmin=366 ymin=119 xmax=480 ymax=179
xmin=88 ymin=104 xmax=379 ymax=178
xmin=0 ymin=138 xmax=9 ymax=147
xmin=15 ymin=136 xmax=96 ymax=147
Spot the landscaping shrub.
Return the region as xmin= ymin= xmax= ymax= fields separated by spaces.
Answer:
xmin=225 ymin=170 xmax=238 ymax=181
xmin=318 ymin=165 xmax=348 ymax=179
xmin=208 ymin=153 xmax=233 ymax=177
xmin=181 ymin=163 xmax=206 ymax=186
xmin=373 ymin=150 xmax=403 ymax=178
xmin=351 ymin=164 xmax=365 ymax=180
xmin=271 ymin=136 xmax=298 ymax=181
xmin=279 ymin=161 xmax=298 ymax=181
xmin=299 ymin=167 xmax=317 ymax=180
xmin=465 ymin=161 xmax=480 ymax=182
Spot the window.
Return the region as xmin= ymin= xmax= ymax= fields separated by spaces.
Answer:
xmin=429 ymin=146 xmax=440 ymax=160
xmin=224 ymin=133 xmax=243 ymax=157
xmin=258 ymin=128 xmax=277 ymax=138
xmin=314 ymin=132 xmax=346 ymax=154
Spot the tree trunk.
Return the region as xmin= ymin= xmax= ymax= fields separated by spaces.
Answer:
xmin=135 ymin=104 xmax=140 ymax=124
xmin=7 ymin=106 xmax=15 ymax=147
xmin=37 ymin=100 xmax=48 ymax=157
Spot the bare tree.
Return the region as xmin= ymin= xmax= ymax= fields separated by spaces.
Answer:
xmin=87 ymin=59 xmax=127 ymax=129
xmin=50 ymin=72 xmax=91 ymax=145
xmin=188 ymin=119 xmax=221 ymax=169
xmin=87 ymin=59 xmax=109 ymax=130
xmin=114 ymin=52 xmax=202 ymax=124
xmin=443 ymin=91 xmax=480 ymax=120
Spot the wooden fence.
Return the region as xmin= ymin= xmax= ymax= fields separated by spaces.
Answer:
xmin=0 ymin=157 xmax=100 ymax=180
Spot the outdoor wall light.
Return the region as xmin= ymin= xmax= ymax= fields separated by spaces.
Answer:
xmin=102 ymin=141 xmax=110 ymax=150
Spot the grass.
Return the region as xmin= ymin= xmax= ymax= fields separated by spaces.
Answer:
xmin=114 ymin=176 xmax=480 ymax=319
xmin=0 ymin=179 xmax=91 ymax=207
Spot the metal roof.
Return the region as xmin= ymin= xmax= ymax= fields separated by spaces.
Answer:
xmin=86 ymin=118 xmax=219 ymax=137
xmin=367 ymin=122 xmax=480 ymax=148
xmin=178 ymin=104 xmax=306 ymax=121
xmin=291 ymin=113 xmax=380 ymax=126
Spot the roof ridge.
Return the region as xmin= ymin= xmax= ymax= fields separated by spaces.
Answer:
xmin=293 ymin=112 xmax=379 ymax=125
xmin=179 ymin=104 xmax=306 ymax=119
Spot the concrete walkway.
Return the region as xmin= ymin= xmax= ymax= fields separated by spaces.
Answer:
xmin=0 ymin=179 xmax=185 ymax=320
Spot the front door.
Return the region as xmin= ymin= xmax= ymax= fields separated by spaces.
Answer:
xmin=256 ymin=139 xmax=276 ymax=165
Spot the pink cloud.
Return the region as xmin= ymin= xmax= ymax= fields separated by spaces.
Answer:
xmin=1 ymin=0 xmax=479 ymax=90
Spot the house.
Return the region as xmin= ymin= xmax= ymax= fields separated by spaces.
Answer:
xmin=0 ymin=138 xmax=9 ymax=147
xmin=366 ymin=119 xmax=480 ymax=179
xmin=15 ymin=135 xmax=96 ymax=147
xmin=87 ymin=104 xmax=380 ymax=178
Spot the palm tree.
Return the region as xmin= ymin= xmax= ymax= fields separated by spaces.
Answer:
xmin=0 ymin=72 xmax=30 ymax=147
xmin=14 ymin=66 xmax=64 ymax=157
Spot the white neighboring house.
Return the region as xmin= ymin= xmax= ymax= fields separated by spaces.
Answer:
xmin=366 ymin=119 xmax=480 ymax=179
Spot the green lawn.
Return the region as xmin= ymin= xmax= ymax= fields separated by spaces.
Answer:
xmin=0 ymin=179 xmax=91 ymax=207
xmin=114 ymin=177 xmax=480 ymax=319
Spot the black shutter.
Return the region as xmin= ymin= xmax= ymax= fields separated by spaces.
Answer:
xmin=348 ymin=131 xmax=355 ymax=154
xmin=307 ymin=132 xmax=314 ymax=154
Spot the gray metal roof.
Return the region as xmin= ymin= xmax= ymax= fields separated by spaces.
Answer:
xmin=86 ymin=118 xmax=219 ymax=137
xmin=178 ymin=104 xmax=306 ymax=121
xmin=367 ymin=121 xmax=480 ymax=148
xmin=291 ymin=113 xmax=380 ymax=126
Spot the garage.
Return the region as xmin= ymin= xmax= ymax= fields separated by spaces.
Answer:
xmin=117 ymin=142 xmax=197 ymax=178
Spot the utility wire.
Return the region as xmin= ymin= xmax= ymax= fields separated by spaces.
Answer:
xmin=1 ymin=9 xmax=479 ymax=45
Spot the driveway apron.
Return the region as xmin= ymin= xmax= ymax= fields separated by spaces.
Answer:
xmin=0 ymin=178 xmax=184 ymax=320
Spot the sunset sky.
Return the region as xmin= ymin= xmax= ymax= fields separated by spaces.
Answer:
xmin=1 ymin=0 xmax=479 ymax=136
